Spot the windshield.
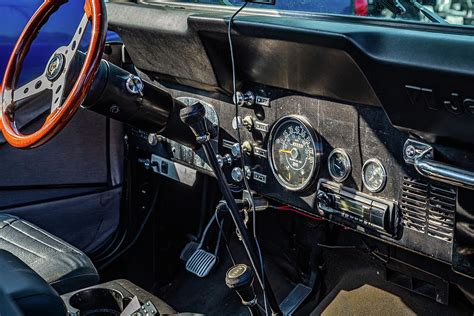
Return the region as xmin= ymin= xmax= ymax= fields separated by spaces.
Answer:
xmin=160 ymin=0 xmax=474 ymax=27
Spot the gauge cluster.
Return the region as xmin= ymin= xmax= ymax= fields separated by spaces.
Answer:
xmin=269 ymin=116 xmax=322 ymax=192
xmin=266 ymin=116 xmax=389 ymax=195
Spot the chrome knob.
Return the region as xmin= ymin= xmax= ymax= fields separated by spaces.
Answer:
xmin=216 ymin=154 xmax=224 ymax=168
xmin=244 ymin=166 xmax=252 ymax=179
xmin=223 ymin=154 xmax=233 ymax=166
xmin=234 ymin=91 xmax=255 ymax=107
xmin=148 ymin=133 xmax=160 ymax=146
xmin=231 ymin=143 xmax=242 ymax=158
xmin=231 ymin=167 xmax=244 ymax=182
xmin=125 ymin=75 xmax=144 ymax=95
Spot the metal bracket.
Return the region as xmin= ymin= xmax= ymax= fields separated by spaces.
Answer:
xmin=403 ymin=139 xmax=474 ymax=190
xmin=403 ymin=139 xmax=433 ymax=165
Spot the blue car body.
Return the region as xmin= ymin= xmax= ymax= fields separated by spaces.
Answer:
xmin=1 ymin=0 xmax=350 ymax=86
xmin=0 ymin=0 xmax=120 ymax=87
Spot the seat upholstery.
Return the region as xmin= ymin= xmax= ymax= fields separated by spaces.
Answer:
xmin=0 ymin=286 xmax=23 ymax=316
xmin=0 ymin=250 xmax=66 ymax=316
xmin=0 ymin=214 xmax=99 ymax=294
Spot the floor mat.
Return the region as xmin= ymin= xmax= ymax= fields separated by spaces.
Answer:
xmin=311 ymin=248 xmax=472 ymax=316
xmin=157 ymin=236 xmax=297 ymax=315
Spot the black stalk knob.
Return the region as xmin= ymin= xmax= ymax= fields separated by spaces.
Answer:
xmin=179 ymin=101 xmax=209 ymax=143
xmin=226 ymin=264 xmax=261 ymax=316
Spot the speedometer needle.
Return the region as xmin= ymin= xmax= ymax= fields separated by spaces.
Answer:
xmin=279 ymin=149 xmax=292 ymax=154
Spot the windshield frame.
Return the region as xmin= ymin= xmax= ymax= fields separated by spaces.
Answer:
xmin=137 ymin=0 xmax=474 ymax=35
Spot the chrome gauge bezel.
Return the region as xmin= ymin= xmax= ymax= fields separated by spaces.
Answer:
xmin=328 ymin=148 xmax=351 ymax=182
xmin=362 ymin=158 xmax=387 ymax=193
xmin=268 ymin=115 xmax=322 ymax=192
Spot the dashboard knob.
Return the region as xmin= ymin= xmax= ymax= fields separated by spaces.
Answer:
xmin=317 ymin=191 xmax=333 ymax=208
xmin=244 ymin=166 xmax=252 ymax=179
xmin=223 ymin=154 xmax=233 ymax=166
xmin=234 ymin=91 xmax=255 ymax=107
xmin=147 ymin=133 xmax=161 ymax=146
xmin=242 ymin=116 xmax=254 ymax=131
xmin=231 ymin=143 xmax=242 ymax=158
xmin=241 ymin=141 xmax=253 ymax=155
xmin=216 ymin=154 xmax=224 ymax=168
xmin=231 ymin=167 xmax=244 ymax=182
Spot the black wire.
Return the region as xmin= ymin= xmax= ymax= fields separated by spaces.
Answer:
xmin=215 ymin=202 xmax=237 ymax=265
xmin=316 ymin=243 xmax=357 ymax=250
xmin=228 ymin=3 xmax=269 ymax=314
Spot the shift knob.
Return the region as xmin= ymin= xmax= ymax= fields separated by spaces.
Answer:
xmin=179 ymin=102 xmax=209 ymax=143
xmin=225 ymin=264 xmax=257 ymax=304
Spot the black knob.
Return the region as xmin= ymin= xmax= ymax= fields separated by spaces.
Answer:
xmin=225 ymin=264 xmax=256 ymax=304
xmin=179 ymin=101 xmax=206 ymax=126
xmin=180 ymin=102 xmax=209 ymax=143
xmin=317 ymin=191 xmax=333 ymax=207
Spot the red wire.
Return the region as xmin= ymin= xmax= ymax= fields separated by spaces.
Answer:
xmin=275 ymin=206 xmax=325 ymax=221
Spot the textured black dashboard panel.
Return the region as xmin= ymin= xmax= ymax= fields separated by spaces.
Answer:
xmin=133 ymin=79 xmax=462 ymax=263
xmin=107 ymin=1 xmax=474 ymax=272
xmin=108 ymin=1 xmax=474 ymax=146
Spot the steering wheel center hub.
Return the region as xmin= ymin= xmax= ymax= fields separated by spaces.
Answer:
xmin=46 ymin=53 xmax=65 ymax=82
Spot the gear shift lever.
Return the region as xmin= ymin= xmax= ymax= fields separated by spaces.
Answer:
xmin=180 ymin=102 xmax=281 ymax=315
xmin=226 ymin=264 xmax=262 ymax=316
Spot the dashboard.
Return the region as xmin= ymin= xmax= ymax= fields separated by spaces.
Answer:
xmin=107 ymin=1 xmax=474 ymax=280
xmin=129 ymin=82 xmax=462 ymax=266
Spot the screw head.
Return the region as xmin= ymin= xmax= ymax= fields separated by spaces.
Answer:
xmin=110 ymin=105 xmax=120 ymax=114
xmin=405 ymin=145 xmax=416 ymax=158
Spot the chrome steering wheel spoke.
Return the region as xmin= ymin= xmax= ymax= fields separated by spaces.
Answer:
xmin=69 ymin=13 xmax=89 ymax=58
xmin=12 ymin=73 xmax=50 ymax=103
xmin=10 ymin=13 xmax=90 ymax=114
xmin=49 ymin=13 xmax=89 ymax=112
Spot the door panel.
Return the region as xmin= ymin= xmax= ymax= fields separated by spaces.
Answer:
xmin=0 ymin=109 xmax=123 ymax=253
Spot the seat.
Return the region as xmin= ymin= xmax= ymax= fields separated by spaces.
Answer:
xmin=0 ymin=214 xmax=99 ymax=294
xmin=0 ymin=249 xmax=66 ymax=316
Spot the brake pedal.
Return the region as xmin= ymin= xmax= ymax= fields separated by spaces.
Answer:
xmin=185 ymin=249 xmax=218 ymax=278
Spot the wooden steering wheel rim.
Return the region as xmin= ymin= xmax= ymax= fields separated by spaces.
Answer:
xmin=0 ymin=0 xmax=107 ymax=149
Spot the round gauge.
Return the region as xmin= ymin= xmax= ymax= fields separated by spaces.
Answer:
xmin=269 ymin=116 xmax=322 ymax=191
xmin=328 ymin=149 xmax=351 ymax=182
xmin=362 ymin=158 xmax=387 ymax=193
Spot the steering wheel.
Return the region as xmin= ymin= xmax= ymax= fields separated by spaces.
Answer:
xmin=1 ymin=0 xmax=107 ymax=148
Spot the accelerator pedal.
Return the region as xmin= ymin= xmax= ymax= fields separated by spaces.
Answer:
xmin=279 ymin=283 xmax=312 ymax=316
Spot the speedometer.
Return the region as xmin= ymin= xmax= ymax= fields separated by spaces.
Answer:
xmin=269 ymin=116 xmax=322 ymax=191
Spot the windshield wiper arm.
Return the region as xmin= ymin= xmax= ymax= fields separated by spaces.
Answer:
xmin=380 ymin=0 xmax=448 ymax=24
xmin=408 ymin=0 xmax=448 ymax=24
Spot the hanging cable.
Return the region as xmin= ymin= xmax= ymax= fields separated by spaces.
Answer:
xmin=215 ymin=201 xmax=237 ymax=265
xmin=228 ymin=3 xmax=269 ymax=315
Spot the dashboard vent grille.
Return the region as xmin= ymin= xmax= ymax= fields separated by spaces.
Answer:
xmin=400 ymin=177 xmax=456 ymax=242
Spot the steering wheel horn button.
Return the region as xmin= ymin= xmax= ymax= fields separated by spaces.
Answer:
xmin=46 ymin=53 xmax=65 ymax=82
